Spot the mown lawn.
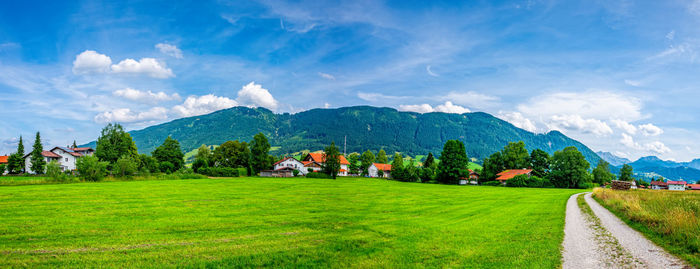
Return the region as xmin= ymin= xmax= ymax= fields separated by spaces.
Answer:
xmin=0 ymin=177 xmax=580 ymax=268
xmin=593 ymin=188 xmax=700 ymax=267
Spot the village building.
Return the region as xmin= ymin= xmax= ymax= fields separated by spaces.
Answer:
xmin=667 ymin=180 xmax=686 ymax=191
xmin=495 ymin=169 xmax=533 ymax=185
xmin=687 ymin=184 xmax=700 ymax=190
xmin=0 ymin=155 xmax=8 ymax=175
xmin=650 ymin=181 xmax=668 ymax=190
xmin=303 ymin=152 xmax=351 ymax=176
xmin=273 ymin=157 xmax=306 ymax=175
xmin=260 ymin=169 xmax=293 ymax=177
xmin=368 ymin=163 xmax=392 ymax=178
xmin=23 ymin=147 xmax=94 ymax=174
xmin=459 ymin=170 xmax=480 ymax=185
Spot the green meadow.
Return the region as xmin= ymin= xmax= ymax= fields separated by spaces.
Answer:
xmin=0 ymin=177 xmax=580 ymax=268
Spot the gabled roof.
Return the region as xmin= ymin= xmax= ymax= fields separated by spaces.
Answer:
xmin=496 ymin=169 xmax=533 ymax=181
xmin=305 ymin=152 xmax=350 ymax=165
xmin=273 ymin=157 xmax=301 ymax=166
xmin=650 ymin=181 xmax=668 ymax=186
xmin=0 ymin=155 xmax=8 ymax=164
xmin=667 ymin=181 xmax=687 ymax=185
xmin=51 ymin=147 xmax=83 ymax=157
xmin=372 ymin=163 xmax=392 ymax=171
xmin=24 ymin=151 xmax=61 ymax=159
xmin=71 ymin=147 xmax=93 ymax=152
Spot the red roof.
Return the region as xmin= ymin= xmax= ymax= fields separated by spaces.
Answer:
xmin=496 ymin=169 xmax=533 ymax=181
xmin=339 ymin=169 xmax=347 ymax=172
xmin=687 ymin=184 xmax=700 ymax=190
xmin=372 ymin=163 xmax=392 ymax=171
xmin=305 ymin=152 xmax=350 ymax=165
xmin=667 ymin=181 xmax=687 ymax=185
xmin=0 ymin=155 xmax=8 ymax=164
xmin=273 ymin=157 xmax=299 ymax=166
xmin=650 ymin=181 xmax=668 ymax=186
xmin=71 ymin=147 xmax=93 ymax=151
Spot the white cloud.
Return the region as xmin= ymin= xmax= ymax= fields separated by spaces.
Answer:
xmin=172 ymin=94 xmax=239 ymax=117
xmin=235 ymin=82 xmax=279 ymax=110
xmin=111 ymin=58 xmax=175 ymax=78
xmin=113 ymin=88 xmax=181 ymax=103
xmin=72 ymin=50 xmax=112 ymax=74
xmin=612 ymin=119 xmax=637 ymax=135
xmin=399 ymin=104 xmax=435 ymax=113
xmin=548 ymin=114 xmax=613 ymax=136
xmin=645 ymin=141 xmax=671 ymax=155
xmin=497 ymin=112 xmax=538 ymax=133
xmin=639 ymin=123 xmax=663 ymax=136
xmin=94 ymin=107 xmax=168 ymax=123
xmin=519 ymin=91 xmax=643 ymax=122
xmin=666 ymin=30 xmax=675 ymax=40
xmin=621 ymin=133 xmax=639 ymax=149
xmin=426 ymin=65 xmax=438 ymax=77
xmin=624 ymin=79 xmax=642 ymax=87
xmin=155 ymin=43 xmax=183 ymax=59
xmin=324 ymin=102 xmax=331 ymax=108
xmin=442 ymin=91 xmax=499 ymax=109
xmin=318 ymin=72 xmax=335 ymax=80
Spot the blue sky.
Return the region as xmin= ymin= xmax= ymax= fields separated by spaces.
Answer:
xmin=1 ymin=0 xmax=699 ymax=161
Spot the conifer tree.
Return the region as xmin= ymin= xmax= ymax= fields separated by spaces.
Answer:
xmin=30 ymin=132 xmax=46 ymax=174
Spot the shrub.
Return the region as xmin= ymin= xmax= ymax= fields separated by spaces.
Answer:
xmin=192 ymin=158 xmax=208 ymax=173
xmin=307 ymin=168 xmax=313 ymax=173
xmin=506 ymin=174 xmax=529 ymax=187
xmin=198 ymin=167 xmax=240 ymax=177
xmin=306 ymin=172 xmax=330 ymax=179
xmin=172 ymin=168 xmax=208 ymax=179
xmin=76 ymin=156 xmax=108 ymax=182
xmin=0 ymin=164 xmax=5 ymax=175
xmin=159 ymin=161 xmax=175 ymax=174
xmin=482 ymin=181 xmax=502 ymax=186
xmin=46 ymin=161 xmax=66 ymax=181
xmin=293 ymin=169 xmax=300 ymax=176
xmin=114 ymin=156 xmax=138 ymax=178
xmin=237 ymin=167 xmax=248 ymax=177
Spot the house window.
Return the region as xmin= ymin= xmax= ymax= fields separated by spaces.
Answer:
xmin=65 ymin=158 xmax=68 ymax=162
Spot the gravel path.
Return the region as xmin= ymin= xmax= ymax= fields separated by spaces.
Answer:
xmin=562 ymin=192 xmax=692 ymax=269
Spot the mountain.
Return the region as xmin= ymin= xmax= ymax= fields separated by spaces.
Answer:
xmin=615 ymin=156 xmax=700 ymax=183
xmin=630 ymin=156 xmax=683 ymax=169
xmin=596 ymin=151 xmax=630 ymax=166
xmin=84 ymin=106 xmax=602 ymax=166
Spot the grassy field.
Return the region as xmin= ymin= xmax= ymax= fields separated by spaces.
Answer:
xmin=0 ymin=177 xmax=580 ymax=268
xmin=593 ymin=188 xmax=700 ymax=267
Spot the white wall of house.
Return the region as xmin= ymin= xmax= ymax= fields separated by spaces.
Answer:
xmin=274 ymin=158 xmax=306 ymax=175
xmin=25 ymin=156 xmax=58 ymax=174
xmin=367 ymin=164 xmax=390 ymax=178
xmin=51 ymin=148 xmax=78 ymax=171
xmin=669 ymin=184 xmax=685 ymax=191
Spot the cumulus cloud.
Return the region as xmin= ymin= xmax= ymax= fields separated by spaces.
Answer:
xmin=398 ymin=101 xmax=470 ymax=114
xmin=497 ymin=112 xmax=538 ymax=133
xmin=612 ymin=119 xmax=637 ymax=135
xmin=235 ymin=82 xmax=279 ymax=110
xmin=548 ymin=114 xmax=613 ymax=136
xmin=620 ymin=133 xmax=671 ymax=154
xmin=318 ymin=72 xmax=335 ymax=80
xmin=72 ymin=50 xmax=112 ymax=74
xmin=111 ymin=58 xmax=175 ymax=78
xmin=645 ymin=141 xmax=671 ymax=154
xmin=621 ymin=133 xmax=638 ymax=148
xmin=155 ymin=43 xmax=183 ymax=59
xmin=113 ymin=88 xmax=181 ymax=103
xmin=172 ymin=94 xmax=239 ymax=117
xmin=519 ymin=91 xmax=643 ymax=122
xmin=94 ymin=107 xmax=169 ymax=123
xmin=639 ymin=123 xmax=663 ymax=136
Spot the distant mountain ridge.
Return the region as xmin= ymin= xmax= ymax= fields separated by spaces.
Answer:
xmin=83 ymin=106 xmax=602 ymax=166
xmin=597 ymin=151 xmax=700 ymax=183
xmin=596 ymin=151 xmax=631 ymax=166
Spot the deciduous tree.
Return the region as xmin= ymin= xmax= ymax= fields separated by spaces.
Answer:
xmin=436 ymin=140 xmax=469 ymax=184
xmin=213 ymin=140 xmax=251 ymax=169
xmin=619 ymin=164 xmax=634 ymax=182
xmin=250 ymin=133 xmax=273 ymax=174
xmin=592 ymin=160 xmax=615 ymax=184
xmin=391 ymin=153 xmax=404 ymax=180
xmin=549 ymin=147 xmax=591 ymax=188
xmin=152 ymin=136 xmax=185 ymax=172
xmin=501 ymin=141 xmax=530 ymax=169
xmin=360 ymin=150 xmax=375 ymax=176
xmin=529 ymin=149 xmax=550 ymax=177
xmin=95 ymin=123 xmax=138 ymax=168
xmin=376 ymin=149 xmax=388 ymax=164
xmin=322 ymin=142 xmax=341 ymax=179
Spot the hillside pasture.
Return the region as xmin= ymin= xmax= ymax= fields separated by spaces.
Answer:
xmin=0 ymin=177 xmax=580 ymax=268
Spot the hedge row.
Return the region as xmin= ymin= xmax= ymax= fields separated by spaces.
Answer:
xmin=306 ymin=172 xmax=331 ymax=179
xmin=197 ymin=167 xmax=240 ymax=177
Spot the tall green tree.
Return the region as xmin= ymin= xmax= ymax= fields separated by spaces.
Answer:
xmin=138 ymin=154 xmax=159 ymax=173
xmin=360 ymin=150 xmax=375 ymax=176
xmin=71 ymin=140 xmax=78 ymax=148
xmin=17 ymin=135 xmax=24 ymax=157
xmin=549 ymin=147 xmax=591 ymax=188
xmin=436 ymin=140 xmax=469 ymax=184
xmin=7 ymin=136 xmax=25 ymax=174
xmin=376 ymin=149 xmax=388 ymax=164
xmin=619 ymin=164 xmax=634 ymax=182
xmin=95 ymin=123 xmax=138 ymax=168
xmin=423 ymin=152 xmax=435 ymax=169
xmin=152 ymin=136 xmax=185 ymax=172
xmin=30 ymin=132 xmax=46 ymax=174
xmin=391 ymin=153 xmax=404 ymax=180
xmin=347 ymin=152 xmax=360 ymax=175
xmin=592 ymin=160 xmax=615 ymax=185
xmin=322 ymin=142 xmax=341 ymax=179
xmin=481 ymin=151 xmax=504 ymax=182
xmin=213 ymin=140 xmax=251 ymax=169
xmin=193 ymin=145 xmax=212 ymax=173
xmin=501 ymin=141 xmax=530 ymax=169
xmin=529 ymin=149 xmax=550 ymax=177
xmin=250 ymin=133 xmax=273 ymax=174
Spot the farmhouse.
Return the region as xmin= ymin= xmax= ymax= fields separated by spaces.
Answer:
xmin=667 ymin=181 xmax=686 ymax=191
xmin=650 ymin=181 xmax=668 ymax=190
xmin=23 ymin=146 xmax=94 ymax=174
xmin=687 ymin=184 xmax=700 ymax=190
xmin=273 ymin=157 xmax=306 ymax=175
xmin=303 ymin=152 xmax=351 ymax=176
xmin=0 ymin=155 xmax=8 ymax=174
xmin=495 ymin=169 xmax=532 ymax=185
xmin=368 ymin=163 xmax=392 ymax=178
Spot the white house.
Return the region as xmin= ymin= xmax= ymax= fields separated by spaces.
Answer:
xmin=303 ymin=152 xmax=351 ymax=176
xmin=650 ymin=181 xmax=667 ymax=190
xmin=273 ymin=157 xmax=306 ymax=175
xmin=667 ymin=181 xmax=686 ymax=191
xmin=368 ymin=163 xmax=392 ymax=178
xmin=24 ymin=147 xmax=94 ymax=174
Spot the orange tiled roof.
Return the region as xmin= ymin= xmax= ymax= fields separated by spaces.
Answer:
xmin=0 ymin=155 xmax=8 ymax=164
xmin=496 ymin=169 xmax=532 ymax=181
xmin=687 ymin=184 xmax=700 ymax=190
xmin=373 ymin=163 xmax=392 ymax=171
xmin=305 ymin=152 xmax=350 ymax=165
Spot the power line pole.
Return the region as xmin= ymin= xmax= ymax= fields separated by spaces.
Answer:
xmin=344 ymin=135 xmax=347 ymax=156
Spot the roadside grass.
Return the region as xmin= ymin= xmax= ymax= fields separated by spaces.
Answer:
xmin=593 ymin=188 xmax=700 ymax=267
xmin=0 ymin=177 xmax=580 ymax=268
